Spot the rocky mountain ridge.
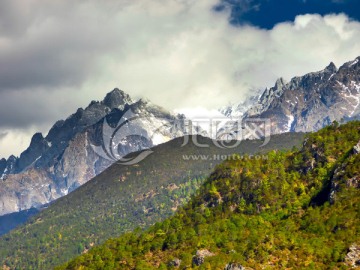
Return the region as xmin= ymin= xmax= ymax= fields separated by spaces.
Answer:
xmin=219 ymin=91 xmax=261 ymax=118
xmin=1 ymin=89 xmax=132 ymax=176
xmin=0 ymin=89 xmax=187 ymax=216
xmin=224 ymin=57 xmax=360 ymax=134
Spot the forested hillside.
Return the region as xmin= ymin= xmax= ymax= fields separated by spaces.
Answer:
xmin=0 ymin=133 xmax=304 ymax=269
xmin=57 ymin=121 xmax=360 ymax=269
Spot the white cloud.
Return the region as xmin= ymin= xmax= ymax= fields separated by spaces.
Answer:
xmin=96 ymin=11 xmax=360 ymax=111
xmin=0 ymin=0 xmax=360 ymax=157
xmin=175 ymin=107 xmax=225 ymax=119
xmin=0 ymin=128 xmax=44 ymax=159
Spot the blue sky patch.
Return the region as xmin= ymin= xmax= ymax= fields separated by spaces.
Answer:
xmin=215 ymin=0 xmax=360 ymax=29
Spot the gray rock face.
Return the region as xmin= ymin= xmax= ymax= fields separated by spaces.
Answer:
xmin=168 ymin=258 xmax=181 ymax=267
xmin=242 ymin=56 xmax=360 ymax=134
xmin=0 ymin=159 xmax=6 ymax=177
xmin=192 ymin=249 xmax=214 ymax=266
xmin=354 ymin=140 xmax=360 ymax=154
xmin=192 ymin=256 xmax=204 ymax=266
xmin=345 ymin=244 xmax=360 ymax=268
xmin=224 ymin=263 xmax=244 ymax=270
xmin=1 ymin=88 xmax=133 ymax=178
xmin=1 ymin=155 xmax=17 ymax=176
xmin=0 ymin=89 xmax=187 ymax=216
xmin=219 ymin=91 xmax=262 ymax=118
xmin=329 ymin=139 xmax=360 ymax=204
xmin=103 ymin=88 xmax=132 ymax=109
xmin=16 ymin=133 xmax=49 ymax=173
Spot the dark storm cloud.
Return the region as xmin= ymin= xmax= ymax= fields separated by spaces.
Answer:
xmin=0 ymin=0 xmax=124 ymax=91
xmin=0 ymin=44 xmax=91 ymax=91
xmin=0 ymin=97 xmax=55 ymax=127
xmin=0 ymin=0 xmax=32 ymax=37
xmin=0 ymin=0 xmax=122 ymax=130
xmin=0 ymin=89 xmax=82 ymax=128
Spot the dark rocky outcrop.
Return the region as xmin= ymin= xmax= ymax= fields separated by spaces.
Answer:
xmin=353 ymin=140 xmax=360 ymax=154
xmin=103 ymin=88 xmax=132 ymax=109
xmin=168 ymin=258 xmax=181 ymax=268
xmin=224 ymin=263 xmax=245 ymax=270
xmin=329 ymin=139 xmax=360 ymax=204
xmin=0 ymin=158 xmax=6 ymax=177
xmin=192 ymin=249 xmax=214 ymax=266
xmin=16 ymin=133 xmax=49 ymax=173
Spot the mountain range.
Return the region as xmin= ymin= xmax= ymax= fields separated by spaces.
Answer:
xmin=0 ymin=56 xmax=359 ymax=269
xmin=1 ymin=56 xmax=360 ymax=228
xmin=0 ymin=89 xmax=187 ymax=217
xmin=223 ymin=56 xmax=360 ymax=134
xmin=0 ymin=56 xmax=359 ymax=220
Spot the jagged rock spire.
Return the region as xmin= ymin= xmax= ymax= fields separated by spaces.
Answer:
xmin=103 ymin=88 xmax=133 ymax=109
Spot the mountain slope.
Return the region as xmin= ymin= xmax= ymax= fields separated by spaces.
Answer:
xmin=0 ymin=89 xmax=187 ymax=217
xmin=1 ymin=89 xmax=132 ymax=177
xmin=219 ymin=91 xmax=261 ymax=118
xmin=57 ymin=121 xmax=360 ymax=270
xmin=0 ymin=132 xmax=304 ymax=269
xmin=223 ymin=57 xmax=360 ymax=134
xmin=0 ymin=208 xmax=39 ymax=236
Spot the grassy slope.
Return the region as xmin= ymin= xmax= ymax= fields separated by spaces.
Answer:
xmin=0 ymin=133 xmax=304 ymax=269
xmin=56 ymin=121 xmax=360 ymax=270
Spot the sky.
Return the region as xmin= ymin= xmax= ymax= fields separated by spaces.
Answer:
xmin=0 ymin=0 xmax=360 ymax=158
